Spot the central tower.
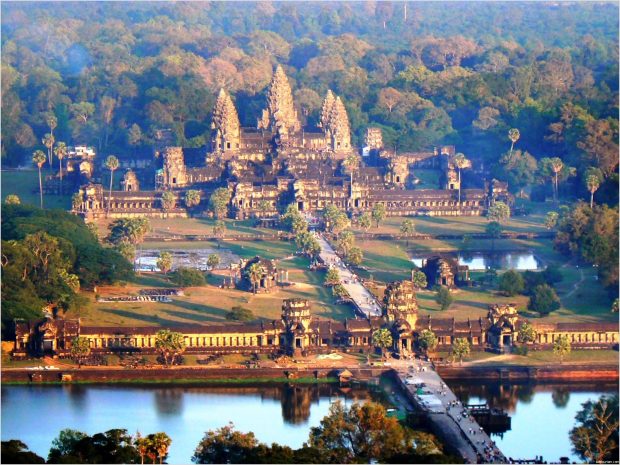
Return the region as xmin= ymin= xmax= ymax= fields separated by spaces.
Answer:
xmin=257 ymin=65 xmax=301 ymax=136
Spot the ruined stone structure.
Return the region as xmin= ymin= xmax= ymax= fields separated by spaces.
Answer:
xmin=74 ymin=66 xmax=511 ymax=221
xmin=239 ymin=256 xmax=278 ymax=293
xmin=13 ymin=291 xmax=619 ymax=359
xmin=121 ymin=170 xmax=140 ymax=192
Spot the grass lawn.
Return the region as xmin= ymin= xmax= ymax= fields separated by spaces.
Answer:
xmin=411 ymin=169 xmax=441 ymax=189
xmin=1 ymin=169 xmax=71 ymax=209
xmin=454 ymin=349 xmax=620 ymax=367
xmin=77 ymin=256 xmax=354 ymax=327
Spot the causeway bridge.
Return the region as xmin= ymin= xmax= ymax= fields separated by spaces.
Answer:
xmin=394 ymin=360 xmax=507 ymax=464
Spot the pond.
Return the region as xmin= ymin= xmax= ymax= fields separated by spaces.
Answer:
xmin=135 ymin=248 xmax=241 ymax=272
xmin=449 ymin=381 xmax=618 ymax=463
xmin=411 ymin=251 xmax=542 ymax=271
xmin=1 ymin=383 xmax=372 ymax=464
xmin=2 ymin=381 xmax=615 ymax=463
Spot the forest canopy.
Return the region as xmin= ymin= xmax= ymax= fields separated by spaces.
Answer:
xmin=1 ymin=2 xmax=617 ymax=195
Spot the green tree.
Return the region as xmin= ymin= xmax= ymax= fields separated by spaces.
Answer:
xmin=552 ymin=334 xmax=571 ymax=363
xmin=32 ymin=150 xmax=46 ymax=209
xmin=107 ymin=218 xmax=150 ymax=247
xmin=226 ymin=306 xmax=254 ymax=322
xmin=347 ymin=247 xmax=363 ymax=266
xmin=1 ymin=440 xmax=45 ymax=464
xmin=308 ymin=401 xmax=409 ymax=464
xmin=508 ymin=128 xmax=520 ymax=158
xmin=487 ymin=201 xmax=510 ymax=223
xmin=154 ymin=329 xmax=186 ymax=366
xmin=42 ymin=133 xmax=55 ymax=170
xmin=418 ymin=329 xmax=438 ymax=355
xmin=332 ymin=283 xmax=348 ymax=299
xmin=570 ymin=395 xmax=619 ymax=463
xmin=453 ymin=153 xmax=470 ymax=209
xmin=336 ymin=230 xmax=355 ymax=256
xmin=192 ymin=423 xmax=258 ymax=464
xmin=116 ymin=243 xmax=136 ymax=263
xmin=151 ymin=432 xmax=172 ymax=464
xmin=499 ymin=149 xmax=538 ymax=198
xmin=134 ymin=433 xmax=151 ymax=465
xmin=70 ymin=336 xmax=91 ymax=365
xmin=343 ymin=153 xmax=360 ymax=187
xmin=4 ymin=194 xmax=20 ymax=205
xmin=371 ymin=203 xmax=387 ymax=228
xmin=517 ymin=322 xmax=537 ymax=344
xmin=209 ymin=187 xmax=230 ymax=219
xmin=161 ymin=191 xmax=176 ymax=210
xmin=323 ymin=204 xmax=349 ymax=235
xmin=53 ymin=141 xmax=67 ymax=193
xmin=324 ymin=267 xmax=340 ymax=286
xmin=171 ymin=267 xmax=206 ymax=287
xmin=545 ymin=211 xmax=559 ymax=230
xmin=452 ymin=337 xmax=470 ymax=365
xmin=585 ymin=174 xmax=601 ymax=209
xmin=528 ymin=284 xmax=561 ymax=316
xmin=498 ymin=269 xmax=525 ymax=296
xmin=435 ymin=286 xmax=453 ymax=310
xmin=104 ymin=155 xmax=119 ymax=218
xmin=185 ymin=189 xmax=201 ymax=210
xmin=372 ymin=328 xmax=393 ymax=360
xmin=156 ymin=251 xmax=173 ymax=275
xmin=246 ymin=263 xmax=264 ymax=294
xmin=399 ymin=219 xmax=415 ymax=246
xmin=358 ymin=212 xmax=372 ymax=232
xmin=207 ymin=254 xmax=220 ymax=270
xmin=411 ymin=270 xmax=428 ymax=290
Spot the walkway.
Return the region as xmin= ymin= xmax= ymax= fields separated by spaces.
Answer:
xmin=395 ymin=360 xmax=507 ymax=464
xmin=316 ymin=234 xmax=382 ymax=318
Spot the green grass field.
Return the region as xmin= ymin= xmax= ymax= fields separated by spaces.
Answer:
xmin=447 ymin=349 xmax=620 ymax=367
xmin=1 ymin=169 xmax=71 ymax=209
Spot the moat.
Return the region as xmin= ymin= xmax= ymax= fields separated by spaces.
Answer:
xmin=411 ymin=251 xmax=542 ymax=271
xmin=2 ymin=381 xmax=615 ymax=464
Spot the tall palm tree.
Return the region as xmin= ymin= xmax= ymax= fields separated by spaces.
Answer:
xmin=247 ymin=263 xmax=264 ymax=294
xmin=54 ymin=142 xmax=67 ymax=194
xmin=134 ymin=433 xmax=150 ymax=465
xmin=586 ymin=174 xmax=600 ymax=209
xmin=508 ymin=128 xmax=520 ymax=158
xmin=344 ymin=154 xmax=359 ymax=191
xmin=32 ymin=150 xmax=47 ymax=209
xmin=151 ymin=432 xmax=172 ymax=464
xmin=453 ymin=153 xmax=469 ymax=211
xmin=42 ymin=133 xmax=55 ymax=170
xmin=105 ymin=155 xmax=119 ymax=218
xmin=549 ymin=157 xmax=564 ymax=203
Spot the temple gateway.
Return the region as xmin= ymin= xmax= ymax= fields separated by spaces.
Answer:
xmin=73 ymin=65 xmax=510 ymax=221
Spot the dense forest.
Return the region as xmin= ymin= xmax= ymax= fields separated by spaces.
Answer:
xmin=2 ymin=1 xmax=618 ymax=203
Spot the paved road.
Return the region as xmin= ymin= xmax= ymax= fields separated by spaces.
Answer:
xmin=316 ymin=234 xmax=382 ymax=318
xmin=395 ymin=360 xmax=507 ymax=464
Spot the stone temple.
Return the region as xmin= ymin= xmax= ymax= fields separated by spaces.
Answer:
xmin=73 ymin=65 xmax=510 ymax=220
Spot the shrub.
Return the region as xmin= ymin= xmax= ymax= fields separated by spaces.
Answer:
xmin=498 ymin=270 xmax=525 ymax=296
xmin=528 ymin=284 xmax=561 ymax=316
xmin=226 ymin=306 xmax=254 ymax=321
xmin=171 ymin=267 xmax=206 ymax=287
xmin=435 ymin=286 xmax=453 ymax=310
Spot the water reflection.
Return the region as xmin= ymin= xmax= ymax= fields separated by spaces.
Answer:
xmin=411 ymin=252 xmax=542 ymax=270
xmin=154 ymin=389 xmax=184 ymax=416
xmin=551 ymin=388 xmax=571 ymax=409
xmin=63 ymin=384 xmax=88 ymax=412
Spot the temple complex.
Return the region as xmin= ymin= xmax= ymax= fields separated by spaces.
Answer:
xmin=72 ymin=65 xmax=510 ymax=221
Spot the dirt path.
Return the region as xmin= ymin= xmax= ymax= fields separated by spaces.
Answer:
xmin=563 ymin=267 xmax=584 ymax=300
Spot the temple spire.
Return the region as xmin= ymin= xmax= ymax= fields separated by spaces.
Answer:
xmin=211 ymin=88 xmax=240 ymax=152
xmin=258 ymin=65 xmax=300 ymax=135
xmin=318 ymin=90 xmax=335 ymax=128
xmin=325 ymin=96 xmax=351 ymax=152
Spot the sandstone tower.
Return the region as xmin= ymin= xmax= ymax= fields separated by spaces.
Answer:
xmin=161 ymin=147 xmax=187 ymax=188
xmin=258 ymin=65 xmax=300 ymax=136
xmin=211 ymin=88 xmax=241 ymax=153
xmin=324 ymin=96 xmax=351 ymax=152
xmin=383 ymin=280 xmax=419 ymax=329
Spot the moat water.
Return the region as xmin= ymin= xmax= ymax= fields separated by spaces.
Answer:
xmin=1 ymin=381 xmax=615 ymax=463
xmin=411 ymin=251 xmax=542 ymax=270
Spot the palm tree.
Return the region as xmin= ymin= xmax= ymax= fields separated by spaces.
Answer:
xmin=508 ymin=128 xmax=520 ymax=158
xmin=32 ymin=150 xmax=47 ymax=208
xmin=151 ymin=432 xmax=172 ymax=464
xmin=134 ymin=433 xmax=150 ymax=465
xmin=585 ymin=174 xmax=600 ymax=209
xmin=343 ymin=154 xmax=359 ymax=194
xmin=453 ymin=153 xmax=469 ymax=210
xmin=549 ymin=157 xmax=564 ymax=203
xmin=42 ymin=133 xmax=55 ymax=170
xmin=184 ymin=189 xmax=201 ymax=213
xmin=247 ymin=263 xmax=264 ymax=294
xmin=54 ymin=142 xmax=67 ymax=194
xmin=105 ymin=155 xmax=119 ymax=218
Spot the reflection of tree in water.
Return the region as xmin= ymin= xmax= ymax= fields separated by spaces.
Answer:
xmin=64 ymin=384 xmax=88 ymax=412
xmin=551 ymin=388 xmax=570 ymax=408
xmin=154 ymin=388 xmax=184 ymax=416
xmin=451 ymin=382 xmax=535 ymax=413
